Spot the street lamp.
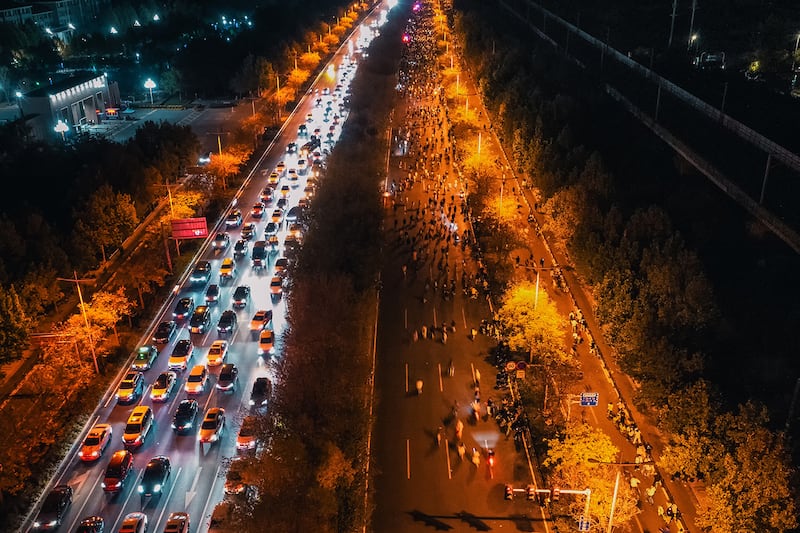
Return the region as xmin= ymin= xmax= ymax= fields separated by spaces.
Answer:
xmin=144 ymin=78 xmax=156 ymax=105
xmin=14 ymin=91 xmax=23 ymax=118
xmin=54 ymin=119 xmax=69 ymax=141
xmin=587 ymin=458 xmax=655 ymax=533
xmin=688 ymin=33 xmax=698 ymax=52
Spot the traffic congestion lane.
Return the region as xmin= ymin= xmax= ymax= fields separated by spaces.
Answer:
xmin=33 ymin=7 xmax=388 ymax=532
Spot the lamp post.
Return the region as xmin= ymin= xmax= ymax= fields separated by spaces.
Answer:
xmin=144 ymin=78 xmax=156 ymax=105
xmin=792 ymin=33 xmax=800 ymax=73
xmin=688 ymin=33 xmax=698 ymax=52
xmin=57 ymin=272 xmax=100 ymax=374
xmin=54 ymin=119 xmax=69 ymax=141
xmin=15 ymin=91 xmax=23 ymax=118
xmin=587 ymin=458 xmax=655 ymax=533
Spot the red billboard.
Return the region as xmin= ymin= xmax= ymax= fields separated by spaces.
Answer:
xmin=171 ymin=218 xmax=209 ymax=239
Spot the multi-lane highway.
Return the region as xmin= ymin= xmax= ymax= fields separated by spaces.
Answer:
xmin=25 ymin=6 xmax=393 ymax=533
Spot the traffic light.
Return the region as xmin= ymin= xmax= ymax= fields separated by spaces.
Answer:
xmin=526 ymin=485 xmax=536 ymax=501
xmin=552 ymin=487 xmax=561 ymax=502
xmin=504 ymin=485 xmax=514 ymax=500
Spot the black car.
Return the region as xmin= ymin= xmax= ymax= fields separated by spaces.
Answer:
xmin=205 ymin=284 xmax=220 ymax=305
xmin=75 ymin=516 xmax=104 ymax=533
xmin=286 ymin=142 xmax=297 ymax=153
xmin=216 ymin=363 xmax=239 ymax=392
xmin=276 ymin=197 xmax=288 ymax=209
xmin=172 ymin=399 xmax=199 ymax=433
xmin=232 ymin=286 xmax=251 ymax=308
xmin=249 ymin=377 xmax=272 ymax=407
xmin=153 ymin=321 xmax=177 ymax=344
xmin=189 ymin=306 xmax=211 ymax=334
xmin=189 ymin=261 xmax=212 ymax=286
xmin=234 ymin=239 xmax=249 ymax=259
xmin=33 ymin=484 xmax=72 ymax=531
xmin=213 ymin=232 xmax=231 ymax=251
xmin=241 ymin=223 xmax=256 ymax=240
xmin=138 ymin=456 xmax=171 ymax=497
xmin=172 ymin=297 xmax=195 ymax=321
xmin=217 ymin=310 xmax=237 ymax=336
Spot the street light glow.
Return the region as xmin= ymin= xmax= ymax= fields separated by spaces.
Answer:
xmin=144 ymin=78 xmax=156 ymax=105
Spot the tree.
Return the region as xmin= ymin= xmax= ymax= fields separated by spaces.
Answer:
xmin=544 ymin=423 xmax=639 ymax=532
xmin=74 ymin=184 xmax=139 ymax=263
xmin=0 ymin=284 xmax=33 ymax=363
xmin=84 ymin=288 xmax=134 ymax=344
xmin=113 ymin=243 xmax=170 ymax=307
xmin=205 ymin=152 xmax=243 ymax=190
xmin=160 ymin=67 xmax=183 ymax=98
xmin=496 ymin=281 xmax=567 ymax=365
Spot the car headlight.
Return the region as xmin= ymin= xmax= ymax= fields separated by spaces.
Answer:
xmin=138 ymin=486 xmax=144 ymax=493
xmin=269 ymin=347 xmax=276 ymax=354
xmin=33 ymin=521 xmax=41 ymax=527
xmin=154 ymin=484 xmax=161 ymax=492
xmin=249 ymin=399 xmax=255 ymax=406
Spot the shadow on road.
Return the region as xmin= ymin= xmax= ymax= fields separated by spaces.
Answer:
xmin=407 ymin=509 xmax=545 ymax=531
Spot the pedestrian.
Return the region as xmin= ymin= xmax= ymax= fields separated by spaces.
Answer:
xmin=421 ymin=325 xmax=427 ymax=339
xmin=455 ymin=419 xmax=464 ymax=439
xmin=657 ymin=505 xmax=665 ymax=522
xmin=646 ymin=485 xmax=656 ymax=505
xmin=630 ymin=476 xmax=640 ymax=493
xmin=457 ymin=442 xmax=466 ymax=461
xmin=540 ymin=257 xmax=545 ymax=268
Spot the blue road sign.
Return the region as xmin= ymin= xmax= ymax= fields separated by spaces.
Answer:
xmin=580 ymin=392 xmax=599 ymax=407
xmin=578 ymin=516 xmax=591 ymax=531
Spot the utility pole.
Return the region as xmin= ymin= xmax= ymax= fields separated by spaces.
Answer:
xmin=687 ymin=0 xmax=697 ymax=50
xmin=57 ymin=272 xmax=100 ymax=374
xmin=668 ymin=0 xmax=678 ymax=48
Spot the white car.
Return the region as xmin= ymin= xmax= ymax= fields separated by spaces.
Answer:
xmin=207 ymin=340 xmax=229 ymax=366
xmin=150 ymin=371 xmax=177 ymax=402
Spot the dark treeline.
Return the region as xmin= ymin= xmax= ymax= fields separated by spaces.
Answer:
xmin=453 ymin=0 xmax=797 ymax=529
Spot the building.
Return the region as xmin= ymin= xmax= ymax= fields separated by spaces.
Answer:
xmin=0 ymin=0 xmax=108 ymax=33
xmin=17 ymin=71 xmax=113 ymax=141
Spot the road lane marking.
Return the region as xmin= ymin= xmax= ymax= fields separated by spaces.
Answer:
xmin=406 ymin=439 xmax=411 ymax=479
xmin=471 ymin=363 xmax=476 ymax=386
xmin=110 ymin=472 xmax=139 ymax=533
xmin=66 ymin=469 xmax=103 ymax=532
xmin=154 ymin=466 xmax=182 ymax=531
xmin=461 ymin=306 xmax=467 ymax=329
xmin=433 ymin=306 xmax=437 ymax=326
xmin=185 ymin=466 xmax=203 ymax=507
xmin=200 ymin=463 xmax=224 ymax=526
xmin=437 ymin=363 xmax=443 ymax=392
xmin=404 ymin=307 xmax=408 ymax=330
xmin=203 ymin=388 xmax=216 ymax=412
xmin=445 ymin=436 xmax=452 ymax=480
xmin=404 ymin=363 xmax=409 ymax=393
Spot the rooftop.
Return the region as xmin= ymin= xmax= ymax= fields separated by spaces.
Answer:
xmin=24 ymin=71 xmax=105 ymax=98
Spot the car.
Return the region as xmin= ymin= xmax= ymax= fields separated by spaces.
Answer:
xmin=225 ymin=209 xmax=243 ymax=228
xmin=150 ymin=371 xmax=177 ymax=402
xmin=219 ymin=258 xmax=236 ymax=282
xmin=321 ymin=87 xmax=330 ymax=96
xmin=286 ymin=205 xmax=301 ymax=222
xmin=189 ymin=305 xmax=211 ymax=334
xmin=153 ymin=320 xmax=177 ymax=344
xmin=232 ymin=285 xmax=251 ymax=308
xmin=205 ymin=284 xmax=220 ymax=304
xmin=305 ymin=112 xmax=314 ymax=123
xmin=189 ymin=261 xmax=212 ymax=286
xmin=297 ymin=197 xmax=309 ymax=210
xmin=268 ymin=171 xmax=280 ymax=187
xmin=251 ymin=202 xmax=266 ymax=218
xmin=122 ymin=406 xmax=153 ymax=450
xmin=212 ymin=232 xmax=230 ymax=251
xmin=163 ymin=512 xmax=190 ymax=533
xmin=276 ymin=197 xmax=288 ymax=209
xmin=303 ymin=185 xmax=315 ymax=199
xmin=216 ymin=363 xmax=239 ymax=392
xmin=286 ymin=142 xmax=297 ymax=153
xmin=116 ymin=371 xmax=145 ymax=404
xmin=118 ymin=513 xmax=147 ymax=533
xmin=237 ymin=416 xmax=258 ymax=451
xmin=241 ymin=223 xmax=256 ymax=240
xmin=267 ymin=234 xmax=280 ymax=249
xmin=172 ymin=399 xmax=199 ymax=433
xmin=298 ymin=124 xmax=308 ymax=137
xmin=79 ymin=424 xmax=113 ymax=462
xmin=258 ymin=328 xmax=275 ymax=356
xmin=233 ymin=238 xmax=249 ymax=259
xmin=276 ymin=161 xmax=286 ymax=175
xmin=264 ymin=222 xmax=279 ymax=237
xmin=288 ymin=224 xmax=303 ymax=239
xmin=217 ymin=310 xmax=237 ymax=336
xmin=168 ymin=339 xmax=195 ymax=371
xmin=184 ymin=365 xmax=208 ymax=394
xmin=33 ymin=484 xmax=72 ymax=531
xmin=132 ymin=345 xmax=158 ymax=371
xmin=250 ymin=309 xmax=273 ymax=331
xmin=198 ymin=151 xmax=212 ymax=165
xmin=260 ymin=187 xmax=274 ymax=205
xmin=75 ymin=516 xmax=104 ymax=533
xmin=102 ymin=449 xmax=134 ymax=494
xmin=271 ymin=208 xmax=284 ymax=224
xmin=287 ymin=168 xmax=299 ymax=183
xmin=284 ymin=234 xmax=300 ymax=251
xmin=251 ymin=241 xmax=267 ymax=269
xmin=207 ymin=340 xmax=228 ymax=366
xmin=199 ymin=407 xmax=225 ymax=444
xmin=172 ymin=297 xmax=195 ymax=321
xmin=249 ymin=377 xmax=272 ymax=407
xmin=279 ymin=184 xmax=291 ymax=198
xmin=138 ymin=456 xmax=171 ymax=497
xmin=270 ymin=276 xmax=283 ymax=296
xmin=297 ymin=159 xmax=307 ymax=174
xmin=312 ymin=127 xmax=321 ymax=137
